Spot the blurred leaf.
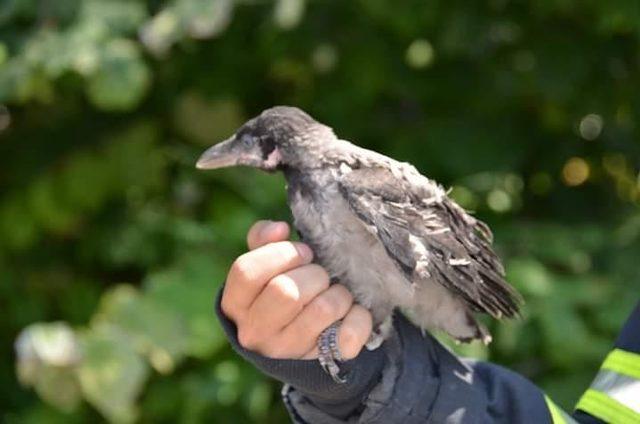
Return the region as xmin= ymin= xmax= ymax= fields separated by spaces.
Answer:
xmin=139 ymin=9 xmax=181 ymax=57
xmin=146 ymin=253 xmax=227 ymax=358
xmin=506 ymin=258 xmax=552 ymax=298
xmin=177 ymin=0 xmax=234 ymax=39
xmin=537 ymin=294 xmax=610 ymax=369
xmin=86 ymin=40 xmax=151 ymax=111
xmin=92 ymin=285 xmax=189 ymax=374
xmin=80 ymin=0 xmax=148 ymax=35
xmin=77 ymin=327 xmax=149 ymax=423
xmin=174 ymin=94 xmax=244 ymax=145
xmin=15 ymin=323 xmax=82 ymax=412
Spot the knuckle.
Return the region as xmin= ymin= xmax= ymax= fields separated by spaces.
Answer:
xmin=332 ymin=284 xmax=354 ymax=305
xmin=309 ymin=264 xmax=330 ymax=287
xmin=262 ymin=343 xmax=289 ymax=359
xmin=268 ymin=276 xmax=303 ymax=308
xmin=220 ymin=295 xmax=236 ymax=319
xmin=342 ymin=341 xmax=363 ymax=359
xmin=311 ymin=295 xmax=338 ymax=319
xmin=273 ymin=242 xmax=299 ymax=262
xmin=237 ymin=326 xmax=260 ymax=350
xmin=230 ymin=255 xmax=254 ymax=282
xmin=359 ymin=309 xmax=374 ymax=331
xmin=340 ymin=324 xmax=360 ymax=348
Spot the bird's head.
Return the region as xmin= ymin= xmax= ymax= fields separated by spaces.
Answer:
xmin=195 ymin=106 xmax=335 ymax=172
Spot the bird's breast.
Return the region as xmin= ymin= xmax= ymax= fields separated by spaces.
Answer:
xmin=284 ymin=169 xmax=413 ymax=319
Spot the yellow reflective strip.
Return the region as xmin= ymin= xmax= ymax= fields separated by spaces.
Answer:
xmin=576 ymin=389 xmax=640 ymax=424
xmin=602 ymin=349 xmax=640 ymax=380
xmin=590 ymin=369 xmax=640 ymax=413
xmin=545 ymin=395 xmax=568 ymax=424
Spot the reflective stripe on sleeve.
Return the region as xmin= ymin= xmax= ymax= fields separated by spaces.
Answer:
xmin=576 ymin=389 xmax=640 ymax=424
xmin=601 ymin=349 xmax=640 ymax=380
xmin=575 ymin=349 xmax=640 ymax=424
xmin=591 ymin=369 xmax=640 ymax=414
xmin=545 ymin=395 xmax=576 ymax=424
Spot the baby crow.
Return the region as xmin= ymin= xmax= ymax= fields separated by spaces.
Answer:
xmin=197 ymin=106 xmax=522 ymax=383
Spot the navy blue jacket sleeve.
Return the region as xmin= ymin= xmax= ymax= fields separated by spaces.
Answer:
xmin=282 ymin=314 xmax=559 ymax=424
xmin=215 ymin=286 xmax=640 ymax=424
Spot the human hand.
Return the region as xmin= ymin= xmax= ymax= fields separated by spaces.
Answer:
xmin=220 ymin=220 xmax=373 ymax=360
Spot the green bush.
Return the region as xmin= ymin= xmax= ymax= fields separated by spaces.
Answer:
xmin=1 ymin=0 xmax=639 ymax=422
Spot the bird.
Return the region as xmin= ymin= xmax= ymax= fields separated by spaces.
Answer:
xmin=196 ymin=106 xmax=522 ymax=383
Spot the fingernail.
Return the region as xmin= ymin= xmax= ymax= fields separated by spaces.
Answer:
xmin=295 ymin=243 xmax=313 ymax=262
xmin=261 ymin=221 xmax=281 ymax=238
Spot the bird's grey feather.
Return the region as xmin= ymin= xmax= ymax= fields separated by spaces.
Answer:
xmin=336 ymin=163 xmax=521 ymax=319
xmin=285 ymin=162 xmax=497 ymax=343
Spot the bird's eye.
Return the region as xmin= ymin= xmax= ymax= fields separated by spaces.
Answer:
xmin=241 ymin=135 xmax=254 ymax=147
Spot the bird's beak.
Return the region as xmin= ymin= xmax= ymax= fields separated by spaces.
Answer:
xmin=195 ymin=136 xmax=238 ymax=170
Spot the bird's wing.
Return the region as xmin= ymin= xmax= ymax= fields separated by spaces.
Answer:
xmin=337 ymin=164 xmax=521 ymax=318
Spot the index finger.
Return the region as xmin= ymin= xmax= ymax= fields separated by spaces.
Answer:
xmin=224 ymin=240 xmax=314 ymax=314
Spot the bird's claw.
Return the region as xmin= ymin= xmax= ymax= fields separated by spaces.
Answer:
xmin=317 ymin=320 xmax=346 ymax=384
xmin=365 ymin=332 xmax=384 ymax=350
xmin=365 ymin=316 xmax=392 ymax=350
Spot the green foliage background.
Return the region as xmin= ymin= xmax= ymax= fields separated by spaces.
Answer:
xmin=1 ymin=0 xmax=639 ymax=422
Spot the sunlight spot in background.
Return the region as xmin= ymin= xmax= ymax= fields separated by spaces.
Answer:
xmin=406 ymin=39 xmax=435 ymax=69
xmin=602 ymin=154 xmax=640 ymax=202
xmin=215 ymin=360 xmax=239 ymax=383
xmin=187 ymin=0 xmax=234 ymax=39
xmin=456 ymin=172 xmax=523 ymax=212
xmin=311 ymin=44 xmax=338 ymax=73
xmin=504 ymin=174 xmax=524 ymax=194
xmin=15 ymin=322 xmax=80 ymax=368
xmin=449 ymin=185 xmax=478 ymax=210
xmin=73 ymin=49 xmax=99 ymax=75
xmin=274 ymin=0 xmax=306 ymax=30
xmin=579 ymin=113 xmax=603 ymax=140
xmin=562 ymin=157 xmax=590 ymax=186
xmin=149 ymin=349 xmax=174 ymax=374
xmin=139 ymin=10 xmax=180 ymax=57
xmin=140 ymin=0 xmax=233 ymax=57
xmin=487 ymin=189 xmax=511 ymax=212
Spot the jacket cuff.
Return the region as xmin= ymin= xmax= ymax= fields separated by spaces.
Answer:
xmin=283 ymin=313 xmax=443 ymax=423
xmin=214 ymin=287 xmax=386 ymax=418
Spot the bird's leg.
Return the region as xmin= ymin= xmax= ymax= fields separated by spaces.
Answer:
xmin=317 ymin=320 xmax=346 ymax=384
